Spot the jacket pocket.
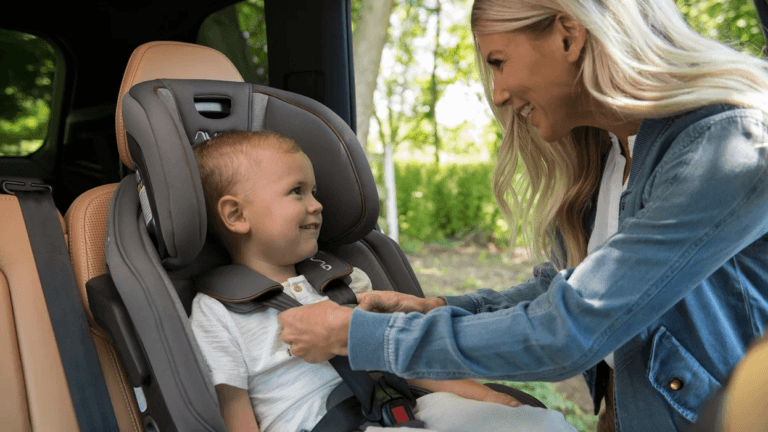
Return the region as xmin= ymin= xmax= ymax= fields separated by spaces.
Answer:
xmin=647 ymin=326 xmax=721 ymax=422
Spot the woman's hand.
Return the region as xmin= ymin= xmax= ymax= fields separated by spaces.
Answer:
xmin=481 ymin=389 xmax=523 ymax=408
xmin=357 ymin=291 xmax=447 ymax=314
xmin=277 ymin=300 xmax=353 ymax=363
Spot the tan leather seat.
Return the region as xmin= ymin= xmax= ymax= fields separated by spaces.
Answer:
xmin=65 ymin=183 xmax=142 ymax=432
xmin=0 ymin=194 xmax=79 ymax=431
xmin=59 ymin=41 xmax=243 ymax=431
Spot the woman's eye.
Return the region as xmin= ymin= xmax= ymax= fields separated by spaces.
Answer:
xmin=488 ymin=59 xmax=503 ymax=70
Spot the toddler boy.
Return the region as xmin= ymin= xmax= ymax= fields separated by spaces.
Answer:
xmin=189 ymin=130 xmax=576 ymax=432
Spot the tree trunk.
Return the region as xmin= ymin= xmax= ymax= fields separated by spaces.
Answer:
xmin=352 ymin=0 xmax=395 ymax=153
xmin=430 ymin=0 xmax=442 ymax=166
xmin=383 ymin=142 xmax=399 ymax=243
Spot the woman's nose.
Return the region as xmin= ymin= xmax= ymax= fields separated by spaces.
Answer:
xmin=492 ymin=84 xmax=511 ymax=107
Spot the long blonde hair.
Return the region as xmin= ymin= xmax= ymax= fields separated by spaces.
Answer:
xmin=472 ymin=0 xmax=768 ymax=268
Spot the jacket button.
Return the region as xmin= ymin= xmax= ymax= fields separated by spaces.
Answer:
xmin=621 ymin=202 xmax=626 ymax=211
xmin=669 ymin=379 xmax=683 ymax=391
xmin=293 ymin=286 xmax=303 ymax=292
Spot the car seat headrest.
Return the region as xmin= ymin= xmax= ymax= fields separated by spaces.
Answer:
xmin=116 ymin=41 xmax=243 ymax=171
xmin=122 ymin=79 xmax=380 ymax=268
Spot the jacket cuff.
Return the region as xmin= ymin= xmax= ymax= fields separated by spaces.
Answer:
xmin=348 ymin=308 xmax=393 ymax=371
xmin=440 ymin=294 xmax=478 ymax=313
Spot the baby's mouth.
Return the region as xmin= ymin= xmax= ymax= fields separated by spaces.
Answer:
xmin=300 ymin=223 xmax=320 ymax=230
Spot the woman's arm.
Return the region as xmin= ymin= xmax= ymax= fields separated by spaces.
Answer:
xmin=356 ymin=262 xmax=558 ymax=315
xmin=216 ymin=384 xmax=259 ymax=432
xmin=407 ymin=378 xmax=522 ymax=407
xmin=347 ymin=113 xmax=768 ymax=381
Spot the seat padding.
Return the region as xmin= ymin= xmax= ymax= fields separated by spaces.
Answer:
xmin=0 ymin=195 xmax=79 ymax=431
xmin=66 ymin=183 xmax=143 ymax=432
xmin=0 ymin=271 xmax=31 ymax=432
xmin=117 ymin=41 xmax=243 ymax=171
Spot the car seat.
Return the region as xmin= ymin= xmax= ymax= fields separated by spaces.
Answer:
xmin=87 ymin=42 xmax=545 ymax=432
xmin=63 ymin=41 xmax=245 ymax=432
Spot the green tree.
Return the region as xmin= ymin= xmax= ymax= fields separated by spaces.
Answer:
xmin=0 ymin=30 xmax=55 ymax=156
xmin=235 ymin=0 xmax=269 ymax=84
xmin=676 ymin=0 xmax=765 ymax=56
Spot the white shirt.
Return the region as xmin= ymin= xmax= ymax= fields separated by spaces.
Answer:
xmin=588 ymin=132 xmax=636 ymax=369
xmin=190 ymin=268 xmax=371 ymax=432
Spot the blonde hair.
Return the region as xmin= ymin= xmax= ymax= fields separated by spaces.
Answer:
xmin=193 ymin=130 xmax=302 ymax=242
xmin=472 ymin=0 xmax=768 ymax=268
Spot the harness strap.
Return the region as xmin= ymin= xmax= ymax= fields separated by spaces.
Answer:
xmin=261 ymin=291 xmax=423 ymax=430
xmin=1 ymin=177 xmax=120 ymax=432
xmin=196 ymin=250 xmax=424 ymax=429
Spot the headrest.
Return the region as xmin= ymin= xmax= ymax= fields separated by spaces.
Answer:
xmin=121 ymin=79 xmax=380 ymax=268
xmin=116 ymin=41 xmax=244 ymax=171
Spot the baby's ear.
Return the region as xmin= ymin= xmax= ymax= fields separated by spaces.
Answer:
xmin=218 ymin=195 xmax=250 ymax=235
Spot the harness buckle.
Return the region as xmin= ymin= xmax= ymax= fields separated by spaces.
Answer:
xmin=367 ymin=376 xmax=424 ymax=428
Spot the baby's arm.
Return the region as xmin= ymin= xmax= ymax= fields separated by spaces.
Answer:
xmin=407 ymin=378 xmax=522 ymax=408
xmin=216 ymin=384 xmax=259 ymax=432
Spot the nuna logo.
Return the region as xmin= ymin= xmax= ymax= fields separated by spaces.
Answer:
xmin=194 ymin=131 xmax=224 ymax=141
xmin=309 ymin=256 xmax=332 ymax=271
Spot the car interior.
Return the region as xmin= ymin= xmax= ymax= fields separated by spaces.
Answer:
xmin=1 ymin=1 xmax=543 ymax=431
xmin=2 ymin=1 xmax=768 ymax=431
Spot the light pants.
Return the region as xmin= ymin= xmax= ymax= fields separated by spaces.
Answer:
xmin=364 ymin=392 xmax=578 ymax=432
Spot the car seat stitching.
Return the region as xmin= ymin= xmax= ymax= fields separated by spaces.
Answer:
xmin=118 ymin=44 xmax=151 ymax=170
xmin=84 ymin=188 xmax=113 ymax=278
xmin=94 ymin=328 xmax=142 ymax=432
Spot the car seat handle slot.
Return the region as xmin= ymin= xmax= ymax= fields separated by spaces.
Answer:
xmin=194 ymin=96 xmax=232 ymax=119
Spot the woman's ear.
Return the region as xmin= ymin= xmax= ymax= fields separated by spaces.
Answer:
xmin=218 ymin=195 xmax=250 ymax=235
xmin=554 ymin=12 xmax=587 ymax=63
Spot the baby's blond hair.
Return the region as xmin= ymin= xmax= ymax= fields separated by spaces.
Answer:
xmin=193 ymin=130 xmax=303 ymax=245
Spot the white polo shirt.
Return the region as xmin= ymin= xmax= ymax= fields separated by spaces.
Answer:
xmin=190 ymin=268 xmax=371 ymax=432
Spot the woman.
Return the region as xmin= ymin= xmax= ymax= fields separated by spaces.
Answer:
xmin=278 ymin=1 xmax=768 ymax=431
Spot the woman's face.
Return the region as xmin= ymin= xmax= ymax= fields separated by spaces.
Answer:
xmin=476 ymin=16 xmax=589 ymax=142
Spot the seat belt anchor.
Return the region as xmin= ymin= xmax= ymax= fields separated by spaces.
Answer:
xmin=0 ymin=177 xmax=53 ymax=195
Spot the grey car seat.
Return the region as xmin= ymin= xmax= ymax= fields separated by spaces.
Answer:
xmin=91 ymin=74 xmax=545 ymax=431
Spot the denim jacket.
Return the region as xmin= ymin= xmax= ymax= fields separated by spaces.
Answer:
xmin=348 ymin=105 xmax=768 ymax=431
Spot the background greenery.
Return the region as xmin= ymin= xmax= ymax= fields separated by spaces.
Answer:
xmin=0 ymin=29 xmax=55 ymax=156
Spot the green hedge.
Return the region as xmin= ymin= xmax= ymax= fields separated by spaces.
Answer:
xmin=374 ymin=161 xmax=514 ymax=246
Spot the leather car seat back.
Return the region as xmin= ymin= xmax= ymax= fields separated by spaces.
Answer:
xmin=0 ymin=194 xmax=79 ymax=431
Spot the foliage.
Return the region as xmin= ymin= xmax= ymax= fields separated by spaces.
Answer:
xmin=373 ymin=160 xmax=516 ymax=246
xmin=484 ymin=380 xmax=598 ymax=432
xmin=235 ymin=0 xmax=269 ymax=84
xmin=0 ymin=29 xmax=55 ymax=156
xmin=676 ymin=0 xmax=765 ymax=56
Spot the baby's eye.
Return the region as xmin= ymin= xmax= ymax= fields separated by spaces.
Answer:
xmin=290 ymin=187 xmax=301 ymax=195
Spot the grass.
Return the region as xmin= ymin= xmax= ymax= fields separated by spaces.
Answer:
xmin=405 ymin=239 xmax=599 ymax=432
xmin=486 ymin=381 xmax=598 ymax=432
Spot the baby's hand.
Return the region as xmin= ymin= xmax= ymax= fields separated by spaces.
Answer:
xmin=482 ymin=389 xmax=523 ymax=408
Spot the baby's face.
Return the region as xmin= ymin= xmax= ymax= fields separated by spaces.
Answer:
xmin=238 ymin=148 xmax=322 ymax=266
